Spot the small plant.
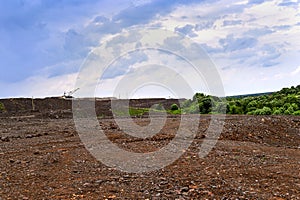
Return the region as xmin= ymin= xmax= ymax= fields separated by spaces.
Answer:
xmin=0 ymin=102 xmax=5 ymax=112
xmin=168 ymin=109 xmax=181 ymax=115
xmin=170 ymin=103 xmax=179 ymax=111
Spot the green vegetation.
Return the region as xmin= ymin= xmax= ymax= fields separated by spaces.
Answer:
xmin=181 ymin=85 xmax=300 ymax=115
xmin=170 ymin=103 xmax=179 ymax=111
xmin=129 ymin=107 xmax=149 ymax=117
xmin=113 ymin=107 xmax=150 ymax=117
xmin=0 ymin=102 xmax=5 ymax=112
xmin=181 ymin=93 xmax=226 ymax=114
xmin=109 ymin=104 xmax=182 ymax=118
xmin=99 ymin=85 xmax=300 ymax=117
xmin=168 ymin=109 xmax=182 ymax=115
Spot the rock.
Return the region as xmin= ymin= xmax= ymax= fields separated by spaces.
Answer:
xmin=108 ymin=195 xmax=116 ymax=199
xmin=83 ymin=182 xmax=91 ymax=187
xmin=1 ymin=136 xmax=9 ymax=142
xmin=33 ymin=150 xmax=41 ymax=155
xmin=25 ymin=134 xmax=33 ymax=138
xmin=95 ymin=180 xmax=104 ymax=184
xmin=180 ymin=187 xmax=189 ymax=193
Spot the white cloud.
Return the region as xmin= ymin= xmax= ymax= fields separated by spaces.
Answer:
xmin=3 ymin=0 xmax=299 ymax=98
xmin=72 ymin=0 xmax=300 ymax=97
xmin=145 ymin=0 xmax=300 ymax=95
xmin=220 ymin=64 xmax=300 ymax=95
xmin=0 ymin=73 xmax=78 ymax=98
xmin=291 ymin=66 xmax=300 ymax=75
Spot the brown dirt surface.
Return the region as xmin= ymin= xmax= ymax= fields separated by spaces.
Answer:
xmin=0 ymin=105 xmax=300 ymax=199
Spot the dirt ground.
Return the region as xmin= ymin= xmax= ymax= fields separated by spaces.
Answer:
xmin=0 ymin=114 xmax=300 ymax=199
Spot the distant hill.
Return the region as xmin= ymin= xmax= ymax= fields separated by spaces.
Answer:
xmin=227 ymin=92 xmax=273 ymax=98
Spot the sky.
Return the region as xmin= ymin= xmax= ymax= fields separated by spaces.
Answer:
xmin=0 ymin=0 xmax=299 ymax=98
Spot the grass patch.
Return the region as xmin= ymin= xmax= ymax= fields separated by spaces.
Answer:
xmin=112 ymin=107 xmax=150 ymax=117
xmin=129 ymin=107 xmax=149 ymax=117
xmin=101 ymin=106 xmax=183 ymax=118
xmin=167 ymin=109 xmax=182 ymax=115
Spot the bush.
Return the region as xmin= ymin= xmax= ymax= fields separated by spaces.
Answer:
xmin=273 ymin=109 xmax=282 ymax=115
xmin=170 ymin=103 xmax=179 ymax=111
xmin=247 ymin=111 xmax=255 ymax=115
xmin=213 ymin=101 xmax=227 ymax=114
xmin=254 ymin=106 xmax=272 ymax=115
xmin=181 ymin=85 xmax=300 ymax=115
xmin=183 ymin=103 xmax=199 ymax=114
xmin=169 ymin=109 xmax=181 ymax=115
xmin=272 ymin=109 xmax=282 ymax=115
xmin=0 ymin=102 xmax=5 ymax=112
xmin=182 ymin=99 xmax=192 ymax=108
xmin=284 ymin=106 xmax=294 ymax=115
xmin=273 ymin=107 xmax=285 ymax=115
xmin=293 ymin=110 xmax=300 ymax=115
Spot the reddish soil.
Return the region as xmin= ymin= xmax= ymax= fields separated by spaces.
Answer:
xmin=0 ymin=98 xmax=300 ymax=199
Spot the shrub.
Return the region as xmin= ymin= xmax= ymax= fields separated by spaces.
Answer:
xmin=213 ymin=101 xmax=227 ymax=114
xmin=247 ymin=111 xmax=255 ymax=115
xmin=170 ymin=103 xmax=179 ymax=111
xmin=0 ymin=102 xmax=5 ymax=112
xmin=254 ymin=106 xmax=272 ymax=115
xmin=272 ymin=109 xmax=282 ymax=115
xmin=293 ymin=110 xmax=300 ymax=115
xmin=284 ymin=106 xmax=294 ymax=115
xmin=183 ymin=103 xmax=199 ymax=114
xmin=169 ymin=109 xmax=181 ymax=115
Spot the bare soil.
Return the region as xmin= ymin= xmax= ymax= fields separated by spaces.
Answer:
xmin=0 ymin=99 xmax=300 ymax=199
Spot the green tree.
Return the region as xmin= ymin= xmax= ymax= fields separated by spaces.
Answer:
xmin=284 ymin=106 xmax=294 ymax=115
xmin=200 ymin=97 xmax=212 ymax=114
xmin=254 ymin=106 xmax=272 ymax=115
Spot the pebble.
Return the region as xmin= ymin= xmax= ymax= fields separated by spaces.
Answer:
xmin=180 ymin=187 xmax=189 ymax=193
xmin=95 ymin=180 xmax=104 ymax=184
xmin=83 ymin=182 xmax=91 ymax=187
xmin=1 ymin=136 xmax=9 ymax=142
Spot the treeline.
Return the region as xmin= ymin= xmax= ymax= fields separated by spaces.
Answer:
xmin=181 ymin=85 xmax=300 ymax=115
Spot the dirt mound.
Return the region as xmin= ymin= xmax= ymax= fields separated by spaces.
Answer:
xmin=0 ymin=97 xmax=181 ymax=118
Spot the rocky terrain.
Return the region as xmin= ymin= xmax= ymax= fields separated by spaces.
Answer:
xmin=0 ymin=98 xmax=299 ymax=199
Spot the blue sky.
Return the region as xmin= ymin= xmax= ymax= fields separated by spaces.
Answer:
xmin=0 ymin=0 xmax=300 ymax=98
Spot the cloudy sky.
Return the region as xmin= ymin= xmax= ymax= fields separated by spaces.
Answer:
xmin=0 ymin=0 xmax=299 ymax=98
